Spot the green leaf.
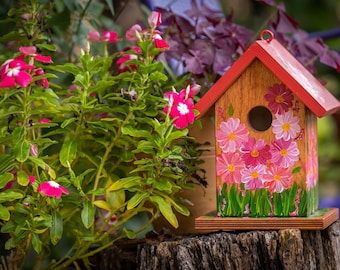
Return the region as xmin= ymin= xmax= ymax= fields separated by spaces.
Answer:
xmin=81 ymin=200 xmax=95 ymax=229
xmin=228 ymin=104 xmax=234 ymax=116
xmin=149 ymin=71 xmax=168 ymax=81
xmin=60 ymin=139 xmax=78 ymax=167
xmin=0 ymin=173 xmax=14 ymax=189
xmin=36 ymin=43 xmax=56 ymax=51
xmin=32 ymin=233 xmax=42 ymax=254
xmin=107 ymin=176 xmax=141 ymax=191
xmin=150 ymin=195 xmax=178 ymax=228
xmin=14 ymin=141 xmax=30 ymax=162
xmin=0 ymin=204 xmax=10 ymax=221
xmin=134 ymin=140 xmax=155 ymax=154
xmin=153 ymin=179 xmax=172 ymax=192
xmin=61 ymin=118 xmax=77 ymax=128
xmin=0 ymin=189 xmax=25 ymax=203
xmin=17 ymin=171 xmax=29 ymax=186
xmin=106 ymin=189 xmax=125 ymax=211
xmin=127 ymin=191 xmax=149 ymax=210
xmin=123 ymin=228 xmax=136 ymax=239
xmin=93 ymin=200 xmax=111 ymax=211
xmin=292 ymin=166 xmax=302 ymax=174
xmin=121 ymin=126 xmax=152 ymax=138
xmin=28 ymin=157 xmax=56 ymax=179
xmin=50 ymin=210 xmax=63 ymax=245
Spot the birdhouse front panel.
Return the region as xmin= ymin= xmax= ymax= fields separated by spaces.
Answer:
xmin=215 ymin=59 xmax=318 ymax=217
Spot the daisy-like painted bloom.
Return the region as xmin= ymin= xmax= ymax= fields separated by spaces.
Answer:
xmin=262 ymin=164 xmax=293 ymax=193
xmin=216 ymin=118 xmax=249 ymax=153
xmin=272 ymin=110 xmax=301 ymax=141
xmin=88 ymin=31 xmax=121 ymax=43
xmin=240 ymin=137 xmax=271 ymax=167
xmin=241 ymin=164 xmax=265 ymax=190
xmin=264 ymin=83 xmax=294 ymax=115
xmin=148 ymin=11 xmax=162 ymax=28
xmin=37 ymin=180 xmax=69 ymax=199
xmin=216 ymin=152 xmax=244 ymax=184
xmin=116 ymin=47 xmax=142 ymax=73
xmin=270 ymin=138 xmax=299 ymax=167
xmin=0 ymin=59 xmax=35 ymax=88
xmin=19 ymin=46 xmax=53 ymax=63
xmin=152 ymin=33 xmax=170 ymax=50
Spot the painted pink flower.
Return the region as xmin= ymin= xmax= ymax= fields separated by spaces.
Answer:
xmin=216 ymin=118 xmax=249 ymax=153
xmin=19 ymin=46 xmax=53 ymax=63
xmin=262 ymin=164 xmax=293 ymax=193
xmin=148 ymin=11 xmax=161 ymax=28
xmin=88 ymin=31 xmax=121 ymax=43
xmin=37 ymin=180 xmax=69 ymax=199
xmin=116 ymin=47 xmax=142 ymax=73
xmin=241 ymin=164 xmax=265 ymax=190
xmin=216 ymin=152 xmax=244 ymax=184
xmin=240 ymin=137 xmax=271 ymax=167
xmin=0 ymin=59 xmax=35 ymax=88
xmin=270 ymin=138 xmax=299 ymax=167
xmin=272 ymin=110 xmax=301 ymax=140
xmin=264 ymin=83 xmax=294 ymax=114
xmin=152 ymin=33 xmax=169 ymax=50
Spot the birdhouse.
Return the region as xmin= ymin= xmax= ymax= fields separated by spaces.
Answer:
xmin=194 ymin=30 xmax=340 ymax=230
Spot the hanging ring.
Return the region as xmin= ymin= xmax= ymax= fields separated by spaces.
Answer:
xmin=260 ymin=29 xmax=274 ymax=43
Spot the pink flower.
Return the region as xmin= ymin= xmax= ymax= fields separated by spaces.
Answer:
xmin=33 ymin=68 xmax=49 ymax=88
xmin=272 ymin=110 xmax=301 ymax=141
xmin=264 ymin=83 xmax=294 ymax=114
xmin=241 ymin=164 xmax=265 ymax=190
xmin=19 ymin=46 xmax=53 ymax=63
xmin=148 ymin=11 xmax=161 ymax=28
xmin=152 ymin=33 xmax=169 ymax=50
xmin=37 ymin=180 xmax=69 ymax=199
xmin=88 ymin=31 xmax=121 ymax=43
xmin=116 ymin=47 xmax=142 ymax=73
xmin=240 ymin=137 xmax=271 ymax=167
xmin=270 ymin=138 xmax=299 ymax=167
xmin=216 ymin=118 xmax=249 ymax=153
xmin=30 ymin=144 xmax=38 ymax=157
xmin=125 ymin=24 xmax=143 ymax=41
xmin=39 ymin=118 xmax=51 ymax=124
xmin=262 ymin=164 xmax=293 ymax=193
xmin=178 ymin=84 xmax=201 ymax=104
xmin=28 ymin=175 xmax=35 ymax=184
xmin=0 ymin=59 xmax=35 ymax=88
xmin=216 ymin=152 xmax=244 ymax=184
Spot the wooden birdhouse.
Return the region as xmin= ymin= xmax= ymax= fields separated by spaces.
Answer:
xmin=195 ymin=30 xmax=340 ymax=230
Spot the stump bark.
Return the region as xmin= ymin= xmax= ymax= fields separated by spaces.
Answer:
xmin=95 ymin=220 xmax=340 ymax=270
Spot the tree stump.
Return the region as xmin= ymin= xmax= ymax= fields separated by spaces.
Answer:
xmin=94 ymin=220 xmax=340 ymax=270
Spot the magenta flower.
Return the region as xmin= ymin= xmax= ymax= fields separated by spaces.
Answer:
xmin=37 ymin=180 xmax=69 ymax=199
xmin=270 ymin=138 xmax=299 ymax=167
xmin=216 ymin=152 xmax=244 ymax=184
xmin=33 ymin=68 xmax=49 ymax=88
xmin=148 ymin=11 xmax=161 ymax=28
xmin=39 ymin=118 xmax=51 ymax=124
xmin=28 ymin=175 xmax=35 ymax=184
xmin=19 ymin=46 xmax=52 ymax=63
xmin=116 ymin=47 xmax=142 ymax=73
xmin=241 ymin=164 xmax=265 ymax=190
xmin=0 ymin=59 xmax=35 ymax=88
xmin=152 ymin=33 xmax=169 ymax=50
xmin=264 ymin=83 xmax=294 ymax=114
xmin=125 ymin=24 xmax=143 ymax=41
xmin=272 ymin=110 xmax=301 ymax=140
xmin=88 ymin=31 xmax=121 ymax=43
xmin=240 ymin=137 xmax=271 ymax=167
xmin=262 ymin=165 xmax=293 ymax=193
xmin=216 ymin=118 xmax=249 ymax=153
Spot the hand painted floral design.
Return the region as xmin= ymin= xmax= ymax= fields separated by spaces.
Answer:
xmin=241 ymin=164 xmax=265 ymax=190
xmin=216 ymin=152 xmax=244 ymax=184
xmin=37 ymin=181 xmax=69 ymax=199
xmin=262 ymin=164 xmax=293 ymax=193
xmin=270 ymin=138 xmax=299 ymax=167
xmin=240 ymin=137 xmax=271 ymax=167
xmin=216 ymin=118 xmax=249 ymax=153
xmin=264 ymin=83 xmax=294 ymax=114
xmin=272 ymin=110 xmax=301 ymax=140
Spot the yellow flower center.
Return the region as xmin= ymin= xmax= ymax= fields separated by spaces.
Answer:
xmin=228 ymin=164 xmax=235 ymax=172
xmin=274 ymin=174 xmax=281 ymax=181
xmin=228 ymin=132 xmax=236 ymax=141
xmin=282 ymin=123 xmax=290 ymax=131
xmin=251 ymin=171 xmax=259 ymax=178
xmin=275 ymin=95 xmax=284 ymax=103
xmin=280 ymin=149 xmax=288 ymax=156
xmin=251 ymin=149 xmax=259 ymax=157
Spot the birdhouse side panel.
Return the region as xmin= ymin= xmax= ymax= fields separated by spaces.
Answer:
xmin=214 ymin=60 xmax=314 ymax=217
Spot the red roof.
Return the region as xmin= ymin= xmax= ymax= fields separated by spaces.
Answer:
xmin=195 ymin=30 xmax=340 ymax=118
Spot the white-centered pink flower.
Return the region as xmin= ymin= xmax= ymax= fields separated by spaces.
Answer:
xmin=216 ymin=118 xmax=249 ymax=153
xmin=37 ymin=180 xmax=69 ymax=199
xmin=19 ymin=46 xmax=53 ymax=63
xmin=0 ymin=59 xmax=35 ymax=88
xmin=272 ymin=110 xmax=301 ymax=140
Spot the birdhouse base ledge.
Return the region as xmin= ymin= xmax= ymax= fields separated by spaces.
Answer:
xmin=195 ymin=208 xmax=339 ymax=231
